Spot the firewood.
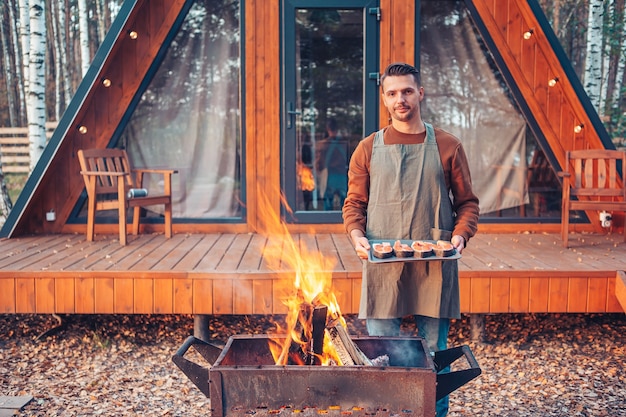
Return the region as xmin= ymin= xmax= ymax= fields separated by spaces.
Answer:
xmin=326 ymin=320 xmax=372 ymax=366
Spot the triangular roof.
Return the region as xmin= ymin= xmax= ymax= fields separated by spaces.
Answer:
xmin=0 ymin=0 xmax=614 ymax=238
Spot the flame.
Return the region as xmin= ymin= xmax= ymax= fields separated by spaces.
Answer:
xmin=297 ymin=162 xmax=315 ymax=192
xmin=259 ymin=189 xmax=346 ymax=365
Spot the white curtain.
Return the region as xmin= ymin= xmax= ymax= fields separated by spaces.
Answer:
xmin=420 ymin=1 xmax=529 ymax=214
xmin=121 ymin=0 xmax=241 ymax=219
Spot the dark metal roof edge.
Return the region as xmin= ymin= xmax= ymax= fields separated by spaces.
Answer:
xmin=0 ymin=0 xmax=139 ymax=238
xmin=527 ymin=0 xmax=614 ymax=150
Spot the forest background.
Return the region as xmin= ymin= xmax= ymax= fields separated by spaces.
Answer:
xmin=0 ymin=0 xmax=625 ymax=224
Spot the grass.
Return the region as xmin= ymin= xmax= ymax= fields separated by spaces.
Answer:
xmin=4 ymin=173 xmax=28 ymax=204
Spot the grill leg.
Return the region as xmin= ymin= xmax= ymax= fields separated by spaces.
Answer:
xmin=194 ymin=314 xmax=211 ymax=342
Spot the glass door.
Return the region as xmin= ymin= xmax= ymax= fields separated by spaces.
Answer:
xmin=282 ymin=0 xmax=379 ymax=223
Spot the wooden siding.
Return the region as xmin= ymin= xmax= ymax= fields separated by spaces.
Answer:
xmin=617 ymin=270 xmax=626 ymax=312
xmin=6 ymin=0 xmax=621 ymax=239
xmin=472 ymin=0 xmax=622 ymax=231
xmin=15 ymin=0 xmax=190 ymax=236
xmin=379 ymin=0 xmax=415 ymax=127
xmin=0 ymin=233 xmax=623 ymax=315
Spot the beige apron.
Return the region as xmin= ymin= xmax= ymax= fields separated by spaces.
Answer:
xmin=359 ymin=123 xmax=460 ymax=319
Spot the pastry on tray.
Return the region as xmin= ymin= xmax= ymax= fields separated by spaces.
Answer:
xmin=433 ymin=240 xmax=456 ymax=257
xmin=393 ymin=240 xmax=415 ymax=258
xmin=372 ymin=241 xmax=394 ymax=259
xmin=410 ymin=240 xmax=434 ymax=258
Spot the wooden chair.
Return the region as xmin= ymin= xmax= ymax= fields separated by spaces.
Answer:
xmin=559 ymin=149 xmax=626 ymax=247
xmin=77 ymin=148 xmax=177 ymax=245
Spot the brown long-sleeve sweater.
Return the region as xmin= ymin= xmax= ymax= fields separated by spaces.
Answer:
xmin=342 ymin=125 xmax=480 ymax=243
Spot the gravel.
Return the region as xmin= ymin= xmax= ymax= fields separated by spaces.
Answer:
xmin=1 ymin=313 xmax=625 ymax=416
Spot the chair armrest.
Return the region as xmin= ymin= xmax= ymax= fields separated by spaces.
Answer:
xmin=80 ymin=170 xmax=128 ymax=177
xmin=132 ymin=169 xmax=177 ymax=194
xmin=132 ymin=169 xmax=178 ymax=175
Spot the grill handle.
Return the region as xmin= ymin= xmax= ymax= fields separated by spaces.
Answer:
xmin=172 ymin=336 xmax=224 ymax=398
xmin=434 ymin=345 xmax=482 ymax=401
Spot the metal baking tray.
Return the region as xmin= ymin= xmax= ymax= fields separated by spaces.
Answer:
xmin=368 ymin=239 xmax=461 ymax=263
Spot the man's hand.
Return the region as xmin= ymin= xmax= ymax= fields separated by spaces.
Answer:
xmin=451 ymin=235 xmax=466 ymax=254
xmin=350 ymin=231 xmax=370 ymax=259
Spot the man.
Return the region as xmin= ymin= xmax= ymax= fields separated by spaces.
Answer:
xmin=316 ymin=118 xmax=349 ymax=210
xmin=342 ymin=63 xmax=479 ymax=417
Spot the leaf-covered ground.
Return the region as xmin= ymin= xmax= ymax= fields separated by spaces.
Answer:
xmin=1 ymin=313 xmax=624 ymax=416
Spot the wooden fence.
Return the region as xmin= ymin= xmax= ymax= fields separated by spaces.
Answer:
xmin=0 ymin=122 xmax=57 ymax=174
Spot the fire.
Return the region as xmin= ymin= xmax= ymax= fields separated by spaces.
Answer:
xmin=297 ymin=162 xmax=316 ymax=192
xmin=259 ymin=190 xmax=347 ymax=366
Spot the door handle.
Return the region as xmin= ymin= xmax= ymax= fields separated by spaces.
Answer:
xmin=286 ymin=102 xmax=301 ymax=129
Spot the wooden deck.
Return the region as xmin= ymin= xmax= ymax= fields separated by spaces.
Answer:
xmin=0 ymin=232 xmax=624 ymax=315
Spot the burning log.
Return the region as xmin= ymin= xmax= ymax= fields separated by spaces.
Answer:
xmin=310 ymin=305 xmax=327 ymax=365
xmin=276 ymin=302 xmax=328 ymax=365
xmin=326 ymin=319 xmax=372 ymax=366
xmin=274 ymin=293 xmax=374 ymax=367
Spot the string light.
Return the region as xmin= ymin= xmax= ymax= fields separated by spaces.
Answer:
xmin=102 ymin=78 xmax=111 ymax=87
xmin=523 ymin=29 xmax=534 ymax=40
xmin=548 ymin=77 xmax=559 ymax=87
xmin=129 ymin=30 xmax=138 ymax=40
xmin=574 ymin=124 xmax=584 ymax=134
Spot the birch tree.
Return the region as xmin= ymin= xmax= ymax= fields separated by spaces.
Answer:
xmin=584 ymin=0 xmax=605 ymax=113
xmin=18 ymin=0 xmax=30 ymax=110
xmin=78 ymin=0 xmax=90 ymax=77
xmin=27 ymin=0 xmax=46 ymax=169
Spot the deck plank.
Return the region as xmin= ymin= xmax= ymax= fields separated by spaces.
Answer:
xmin=315 ymin=234 xmax=342 ymax=272
xmin=238 ymin=234 xmax=267 ymax=272
xmin=216 ymin=234 xmax=253 ymax=272
xmin=1 ymin=232 xmax=626 ymax=314
xmin=152 ymin=234 xmax=204 ymax=271
xmin=131 ymin=234 xmax=187 ymax=271
xmin=332 ymin=233 xmax=363 ymax=273
xmin=108 ymin=235 xmax=164 ymax=271
xmin=195 ymin=234 xmax=237 ymax=271
xmin=172 ymin=234 xmax=219 ymax=271
xmin=0 ymin=235 xmax=83 ymax=270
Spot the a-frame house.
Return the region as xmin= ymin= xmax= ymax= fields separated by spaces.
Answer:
xmin=1 ymin=0 xmax=625 ymax=316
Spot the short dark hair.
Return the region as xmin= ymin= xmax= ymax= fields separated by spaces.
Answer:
xmin=380 ymin=63 xmax=421 ymax=88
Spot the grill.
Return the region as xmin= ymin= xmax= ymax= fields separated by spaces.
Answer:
xmin=173 ymin=334 xmax=481 ymax=417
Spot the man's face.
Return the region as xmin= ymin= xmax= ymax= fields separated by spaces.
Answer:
xmin=381 ymin=74 xmax=424 ymax=123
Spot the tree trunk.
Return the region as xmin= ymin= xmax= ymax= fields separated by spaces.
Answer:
xmin=599 ymin=0 xmax=615 ymax=114
xmin=611 ymin=1 xmax=626 ymax=109
xmin=584 ymin=0 xmax=605 ymax=113
xmin=18 ymin=0 xmax=30 ymax=117
xmin=78 ymin=0 xmax=90 ymax=77
xmin=58 ymin=0 xmax=71 ymax=107
xmin=27 ymin=0 xmax=46 ymax=170
xmin=50 ymin=0 xmax=62 ymax=120
xmin=0 ymin=5 xmax=18 ymax=127
xmin=0 ymin=169 xmax=12 ymax=228
xmin=9 ymin=0 xmax=26 ymax=126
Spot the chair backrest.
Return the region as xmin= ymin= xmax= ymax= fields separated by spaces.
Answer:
xmin=565 ymin=149 xmax=626 ymax=199
xmin=77 ymin=148 xmax=133 ymax=196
